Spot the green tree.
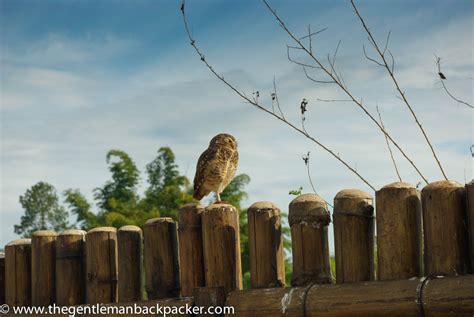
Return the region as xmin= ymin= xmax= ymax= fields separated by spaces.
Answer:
xmin=94 ymin=149 xmax=140 ymax=213
xmin=65 ymin=149 xmax=145 ymax=229
xmin=63 ymin=189 xmax=100 ymax=230
xmin=14 ymin=181 xmax=69 ymax=237
xmin=141 ymin=147 xmax=194 ymax=219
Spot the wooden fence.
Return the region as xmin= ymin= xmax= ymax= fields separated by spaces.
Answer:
xmin=2 ymin=180 xmax=474 ymax=316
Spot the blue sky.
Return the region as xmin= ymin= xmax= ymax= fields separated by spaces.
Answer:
xmin=1 ymin=0 xmax=472 ymax=250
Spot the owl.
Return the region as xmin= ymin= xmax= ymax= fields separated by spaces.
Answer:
xmin=193 ymin=133 xmax=239 ymax=202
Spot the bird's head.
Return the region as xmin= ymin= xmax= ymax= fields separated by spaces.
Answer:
xmin=210 ymin=133 xmax=237 ymax=149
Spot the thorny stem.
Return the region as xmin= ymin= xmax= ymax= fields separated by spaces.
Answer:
xmin=181 ymin=1 xmax=376 ymax=191
xmin=350 ymin=0 xmax=447 ymax=181
xmin=436 ymin=57 xmax=473 ymax=109
xmin=262 ymin=0 xmax=429 ymax=184
xmin=376 ymin=106 xmax=402 ymax=182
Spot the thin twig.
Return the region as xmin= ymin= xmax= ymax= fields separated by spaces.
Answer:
xmin=262 ymin=0 xmax=428 ymax=184
xmin=383 ymin=30 xmax=391 ymax=55
xmin=376 ymin=105 xmax=402 ymax=182
xmin=436 ymin=56 xmax=473 ymax=109
xmin=303 ymin=152 xmax=334 ymax=208
xmin=351 ymin=0 xmax=447 ymax=180
xmin=317 ymin=98 xmax=352 ymax=102
xmin=287 ymin=46 xmax=321 ymax=69
xmin=363 ymin=45 xmax=384 ymax=67
xmin=181 ymin=0 xmax=376 ymax=191
xmin=299 ymin=27 xmax=328 ymax=40
xmin=303 ymin=66 xmax=336 ymax=84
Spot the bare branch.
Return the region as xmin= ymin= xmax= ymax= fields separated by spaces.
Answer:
xmin=383 ymin=30 xmax=391 ymax=56
xmin=262 ymin=0 xmax=429 ymax=184
xmin=351 ymin=0 xmax=447 ymax=180
xmin=287 ymin=46 xmax=321 ymax=69
xmin=436 ymin=56 xmax=473 ymax=109
xmin=363 ymin=45 xmax=384 ymax=67
xmin=181 ymin=0 xmax=376 ymax=191
xmin=388 ymin=49 xmax=395 ymax=73
xmin=308 ymin=25 xmax=312 ymax=54
xmin=332 ymin=40 xmax=341 ymax=68
xmin=303 ymin=66 xmax=336 ymax=84
xmin=272 ymin=76 xmax=286 ymax=119
xmin=317 ymin=98 xmax=352 ymax=102
xmin=299 ymin=27 xmax=328 ymax=40
xmin=376 ymin=105 xmax=402 ymax=182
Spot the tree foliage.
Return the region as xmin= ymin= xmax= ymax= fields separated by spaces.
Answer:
xmin=94 ymin=149 xmax=140 ymax=214
xmin=141 ymin=147 xmax=194 ymax=219
xmin=63 ymin=188 xmax=99 ymax=230
xmin=14 ymin=181 xmax=69 ymax=237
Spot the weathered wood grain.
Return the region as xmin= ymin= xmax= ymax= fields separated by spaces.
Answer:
xmin=56 ymin=229 xmax=86 ymax=306
xmin=333 ymin=189 xmax=374 ymax=283
xmin=178 ymin=203 xmax=205 ymax=297
xmin=144 ymin=218 xmax=180 ymax=299
xmin=202 ymin=203 xmax=242 ymax=294
xmin=118 ymin=225 xmax=142 ymax=302
xmin=248 ymin=201 xmax=285 ymax=288
xmin=422 ymin=180 xmax=469 ymax=275
xmin=289 ymin=193 xmax=331 ymax=286
xmin=86 ymin=227 xmax=118 ymax=304
xmin=376 ymin=182 xmax=422 ymax=280
xmin=32 ymin=230 xmax=57 ymax=306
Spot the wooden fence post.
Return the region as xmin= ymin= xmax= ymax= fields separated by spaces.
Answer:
xmin=32 ymin=230 xmax=57 ymax=306
xmin=333 ymin=189 xmax=374 ymax=283
xmin=466 ymin=181 xmax=474 ymax=273
xmin=143 ymin=217 xmax=180 ymax=299
xmin=0 ymin=252 xmax=4 ymax=304
xmin=201 ymin=203 xmax=242 ymax=294
xmin=56 ymin=229 xmax=86 ymax=306
xmin=422 ymin=180 xmax=470 ymax=275
xmin=86 ymin=227 xmax=118 ymax=304
xmin=376 ymin=182 xmax=422 ymax=280
xmin=289 ymin=193 xmax=331 ymax=286
xmin=5 ymin=239 xmax=31 ymax=306
xmin=178 ymin=203 xmax=205 ymax=297
xmin=118 ymin=225 xmax=142 ymax=302
xmin=248 ymin=201 xmax=285 ymax=288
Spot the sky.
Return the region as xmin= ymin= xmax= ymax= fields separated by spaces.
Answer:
xmin=0 ymin=0 xmax=473 ymax=252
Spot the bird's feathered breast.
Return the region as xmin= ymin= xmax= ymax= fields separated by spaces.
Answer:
xmin=193 ymin=143 xmax=238 ymax=200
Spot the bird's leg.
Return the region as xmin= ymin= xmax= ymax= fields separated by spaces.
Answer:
xmin=216 ymin=192 xmax=221 ymax=203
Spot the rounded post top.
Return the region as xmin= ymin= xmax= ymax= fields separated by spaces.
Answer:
xmin=179 ymin=203 xmax=205 ymax=211
xmin=380 ymin=181 xmax=416 ymax=190
xmin=422 ymin=180 xmax=463 ymax=192
xmin=145 ymin=217 xmax=175 ymax=225
xmin=290 ymin=193 xmax=326 ymax=204
xmin=248 ymin=201 xmax=279 ymax=210
xmin=59 ymin=229 xmax=87 ymax=236
xmin=203 ymin=203 xmax=236 ymax=213
xmin=87 ymin=226 xmax=117 ymax=234
xmin=248 ymin=201 xmax=280 ymax=218
xmin=32 ymin=230 xmax=58 ymax=237
xmin=118 ymin=225 xmax=142 ymax=232
xmin=178 ymin=203 xmax=205 ymax=225
xmin=335 ymin=189 xmax=372 ymax=200
xmin=6 ymin=238 xmax=31 ymax=247
xmin=289 ymin=193 xmax=330 ymax=226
